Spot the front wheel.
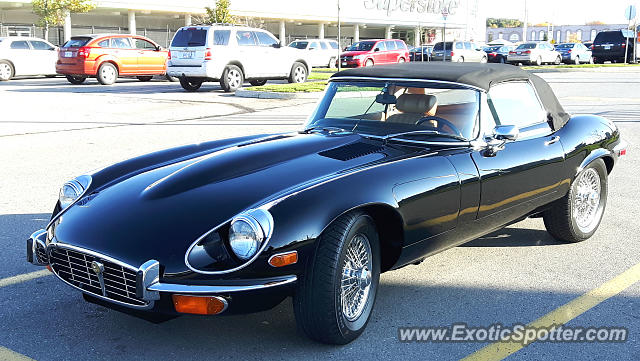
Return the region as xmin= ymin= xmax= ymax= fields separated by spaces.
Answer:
xmin=0 ymin=60 xmax=14 ymax=81
xmin=293 ymin=211 xmax=380 ymax=344
xmin=534 ymin=56 xmax=542 ymax=66
xmin=554 ymin=56 xmax=562 ymax=65
xmin=65 ymin=75 xmax=86 ymax=84
xmin=364 ymin=59 xmax=374 ymax=67
xmin=288 ymin=62 xmax=307 ymax=83
xmin=543 ymin=159 xmax=608 ymax=242
xmin=457 ymin=56 xmax=464 ymax=63
xmin=480 ymin=56 xmax=487 ymax=63
xmin=574 ymin=56 xmax=580 ymax=65
xmin=97 ymin=62 xmax=118 ymax=85
xmin=398 ymin=57 xmax=406 ymax=63
xmin=179 ymin=77 xmax=203 ymax=92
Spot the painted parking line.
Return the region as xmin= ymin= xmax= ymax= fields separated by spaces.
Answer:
xmin=461 ymin=262 xmax=640 ymax=361
xmin=0 ymin=346 xmax=35 ymax=361
xmin=0 ymin=269 xmax=51 ymax=288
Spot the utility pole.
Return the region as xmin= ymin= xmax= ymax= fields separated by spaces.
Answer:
xmin=522 ymin=0 xmax=528 ymax=42
xmin=442 ymin=8 xmax=448 ymax=61
xmin=337 ymin=0 xmax=341 ymax=70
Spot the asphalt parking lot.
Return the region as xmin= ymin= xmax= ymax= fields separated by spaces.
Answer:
xmin=1 ymin=70 xmax=638 ymax=360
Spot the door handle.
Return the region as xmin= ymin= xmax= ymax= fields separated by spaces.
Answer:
xmin=545 ymin=136 xmax=560 ymax=146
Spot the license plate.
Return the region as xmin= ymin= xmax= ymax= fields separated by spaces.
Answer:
xmin=64 ymin=51 xmax=73 ymax=57
xmin=517 ymin=52 xmax=522 ymax=55
xmin=182 ymin=51 xmax=195 ymax=59
xmin=342 ymin=62 xmax=347 ymax=66
xmin=604 ymin=45 xmax=611 ymax=50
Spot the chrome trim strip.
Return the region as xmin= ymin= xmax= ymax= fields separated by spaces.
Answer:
xmin=28 ymin=229 xmax=47 ymax=266
xmin=47 ymin=243 xmax=153 ymax=310
xmin=146 ymin=275 xmax=297 ymax=295
xmin=137 ymin=260 xmax=160 ymax=301
xmin=46 ymin=175 xmax=92 ymax=230
xmin=329 ymin=76 xmax=487 ymax=92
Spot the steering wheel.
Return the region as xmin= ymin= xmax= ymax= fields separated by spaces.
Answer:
xmin=416 ymin=116 xmax=464 ymax=138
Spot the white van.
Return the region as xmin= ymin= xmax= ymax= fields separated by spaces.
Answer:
xmin=167 ymin=25 xmax=311 ymax=92
xmin=288 ymin=39 xmax=340 ymax=68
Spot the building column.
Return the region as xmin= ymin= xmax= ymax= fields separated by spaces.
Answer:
xmin=318 ymin=23 xmax=325 ymax=39
xmin=185 ymin=14 xmax=192 ymax=26
xmin=414 ymin=26 xmax=421 ymax=47
xmin=128 ymin=10 xmax=136 ymax=35
xmin=279 ymin=20 xmax=286 ymax=44
xmin=63 ymin=11 xmax=71 ymax=42
xmin=385 ymin=25 xmax=393 ymax=39
xmin=353 ymin=24 xmax=360 ymax=43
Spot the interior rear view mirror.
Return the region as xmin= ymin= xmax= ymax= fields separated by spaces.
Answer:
xmin=376 ymin=93 xmax=397 ymax=105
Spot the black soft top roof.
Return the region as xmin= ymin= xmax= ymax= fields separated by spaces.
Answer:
xmin=332 ymin=62 xmax=569 ymax=130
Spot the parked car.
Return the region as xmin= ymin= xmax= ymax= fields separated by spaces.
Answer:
xmin=289 ymin=39 xmax=339 ymax=68
xmin=56 ymin=34 xmax=168 ymax=85
xmin=408 ymin=45 xmax=433 ymax=61
xmin=583 ymin=42 xmax=593 ymax=50
xmin=555 ymin=43 xmax=593 ymax=64
xmin=167 ymin=25 xmax=310 ymax=92
xmin=483 ymin=45 xmax=514 ymax=63
xmin=26 ymin=62 xmax=627 ymax=345
xmin=507 ymin=42 xmax=561 ymax=65
xmin=338 ymin=39 xmax=409 ymax=67
xmin=592 ymin=30 xmax=638 ymax=63
xmin=0 ymin=36 xmax=57 ymax=81
xmin=430 ymin=41 xmax=487 ymax=62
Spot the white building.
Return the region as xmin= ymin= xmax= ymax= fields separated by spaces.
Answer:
xmin=0 ymin=0 xmax=486 ymax=47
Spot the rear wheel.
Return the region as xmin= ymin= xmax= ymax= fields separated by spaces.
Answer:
xmin=574 ymin=56 xmax=580 ymax=65
xmin=457 ymin=56 xmax=465 ymax=63
xmin=554 ymin=56 xmax=562 ymax=65
xmin=543 ymin=159 xmax=608 ymax=243
xmin=220 ymin=65 xmax=244 ymax=92
xmin=288 ymin=62 xmax=307 ymax=83
xmin=179 ymin=77 xmax=203 ymax=92
xmin=328 ymin=57 xmax=336 ymax=68
xmin=137 ymin=76 xmax=153 ymax=82
xmin=293 ymin=211 xmax=380 ymax=345
xmin=534 ymin=56 xmax=542 ymax=66
xmin=398 ymin=57 xmax=406 ymax=63
xmin=480 ymin=56 xmax=487 ymax=63
xmin=65 ymin=75 xmax=86 ymax=84
xmin=0 ymin=60 xmax=15 ymax=81
xmin=588 ymin=56 xmax=594 ymax=64
xmin=249 ymin=79 xmax=267 ymax=86
xmin=97 ymin=63 xmax=118 ymax=85
xmin=499 ymin=56 xmax=506 ymax=63
xmin=364 ymin=59 xmax=374 ymax=67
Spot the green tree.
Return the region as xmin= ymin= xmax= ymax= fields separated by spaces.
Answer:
xmin=204 ymin=0 xmax=236 ymax=24
xmin=32 ymin=0 xmax=95 ymax=41
xmin=486 ymin=18 xmax=523 ymax=28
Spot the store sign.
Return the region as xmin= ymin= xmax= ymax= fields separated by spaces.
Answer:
xmin=363 ymin=0 xmax=461 ymax=16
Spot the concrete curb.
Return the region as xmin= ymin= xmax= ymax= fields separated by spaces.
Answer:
xmin=235 ymin=89 xmax=323 ymax=99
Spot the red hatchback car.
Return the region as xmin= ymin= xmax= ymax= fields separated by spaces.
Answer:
xmin=339 ymin=39 xmax=410 ymax=68
xmin=56 ymin=34 xmax=169 ymax=85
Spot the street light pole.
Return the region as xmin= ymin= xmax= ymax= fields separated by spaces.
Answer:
xmin=442 ymin=8 xmax=448 ymax=62
xmin=337 ymin=0 xmax=341 ymax=71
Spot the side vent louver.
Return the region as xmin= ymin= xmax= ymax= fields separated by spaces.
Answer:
xmin=319 ymin=142 xmax=384 ymax=161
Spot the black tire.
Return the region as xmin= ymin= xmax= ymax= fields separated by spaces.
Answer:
xmin=249 ymin=79 xmax=267 ymax=86
xmin=65 ymin=75 xmax=86 ymax=84
xmin=220 ymin=65 xmax=244 ymax=92
xmin=457 ymin=56 xmax=465 ymax=63
xmin=535 ymin=56 xmax=542 ymax=66
xmin=364 ymin=59 xmax=374 ymax=67
xmin=137 ymin=76 xmax=153 ymax=82
xmin=543 ymin=159 xmax=608 ymax=243
xmin=574 ymin=56 xmax=580 ymax=65
xmin=179 ymin=77 xmax=203 ymax=92
xmin=0 ymin=60 xmax=15 ymax=81
xmin=293 ymin=211 xmax=380 ymax=345
xmin=288 ymin=62 xmax=307 ymax=83
xmin=554 ymin=56 xmax=562 ymax=65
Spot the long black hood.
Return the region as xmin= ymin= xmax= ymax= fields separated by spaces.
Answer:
xmin=53 ymin=132 xmax=397 ymax=273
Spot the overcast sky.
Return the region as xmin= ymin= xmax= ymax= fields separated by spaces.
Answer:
xmin=482 ymin=0 xmax=639 ymax=25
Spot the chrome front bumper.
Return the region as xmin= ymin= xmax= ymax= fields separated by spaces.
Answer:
xmin=27 ymin=229 xmax=297 ymax=307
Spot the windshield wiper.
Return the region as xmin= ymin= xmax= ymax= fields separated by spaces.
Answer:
xmin=382 ymin=130 xmax=468 ymax=144
xmin=301 ymin=126 xmax=350 ymax=134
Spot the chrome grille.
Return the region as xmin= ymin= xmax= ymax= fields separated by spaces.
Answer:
xmin=49 ymin=247 xmax=146 ymax=307
xmin=35 ymin=243 xmax=48 ymax=264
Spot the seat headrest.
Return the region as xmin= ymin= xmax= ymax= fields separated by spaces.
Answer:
xmin=396 ymin=94 xmax=437 ymax=114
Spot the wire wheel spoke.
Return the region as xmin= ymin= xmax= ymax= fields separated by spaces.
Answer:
xmin=340 ymin=234 xmax=372 ymax=321
xmin=573 ymin=168 xmax=601 ymax=229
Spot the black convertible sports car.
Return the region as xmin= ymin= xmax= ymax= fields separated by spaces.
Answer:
xmin=27 ymin=63 xmax=626 ymax=344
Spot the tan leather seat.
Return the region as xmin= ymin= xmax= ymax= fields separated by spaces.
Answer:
xmin=386 ymin=94 xmax=437 ymax=125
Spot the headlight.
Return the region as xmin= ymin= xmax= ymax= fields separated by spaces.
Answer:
xmin=228 ymin=209 xmax=274 ymax=261
xmin=58 ymin=175 xmax=91 ymax=209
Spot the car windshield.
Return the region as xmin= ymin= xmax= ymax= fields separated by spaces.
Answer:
xmin=346 ymin=41 xmax=375 ymax=51
xmin=289 ymin=41 xmax=308 ymax=49
xmin=555 ymin=43 xmax=574 ymax=49
xmin=516 ymin=43 xmax=536 ymax=50
xmin=306 ymin=81 xmax=480 ymax=141
xmin=433 ymin=42 xmax=453 ymax=51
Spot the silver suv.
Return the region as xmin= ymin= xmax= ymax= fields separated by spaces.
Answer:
xmin=167 ymin=25 xmax=311 ymax=92
xmin=430 ymin=41 xmax=487 ymax=63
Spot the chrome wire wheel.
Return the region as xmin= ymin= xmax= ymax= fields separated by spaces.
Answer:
xmin=293 ymin=65 xmax=306 ymax=83
xmin=227 ymin=68 xmax=242 ymax=89
xmin=572 ymin=168 xmax=602 ymax=233
xmin=340 ymin=233 xmax=373 ymax=322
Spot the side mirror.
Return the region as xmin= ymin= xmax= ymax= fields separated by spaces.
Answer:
xmin=309 ymin=47 xmax=316 ymax=51
xmin=374 ymin=48 xmax=380 ymax=52
xmin=492 ymin=125 xmax=519 ymax=141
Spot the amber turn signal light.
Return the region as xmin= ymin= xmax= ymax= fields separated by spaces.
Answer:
xmin=268 ymin=251 xmax=298 ymax=267
xmin=172 ymin=295 xmax=228 ymax=315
